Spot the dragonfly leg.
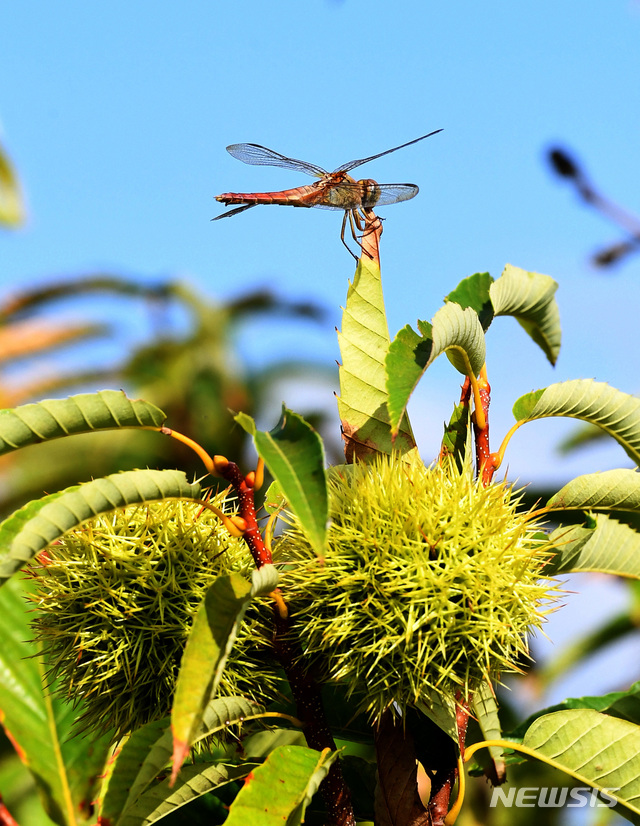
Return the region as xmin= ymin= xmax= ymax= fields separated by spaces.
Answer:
xmin=349 ymin=210 xmax=375 ymax=259
xmin=340 ymin=211 xmax=360 ymax=262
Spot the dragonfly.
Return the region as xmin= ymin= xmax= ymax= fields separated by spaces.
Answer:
xmin=213 ymin=129 xmax=442 ymax=258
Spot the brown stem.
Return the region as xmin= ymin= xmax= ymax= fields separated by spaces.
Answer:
xmin=217 ymin=457 xmax=355 ymax=825
xmin=473 ymin=368 xmax=495 ymax=486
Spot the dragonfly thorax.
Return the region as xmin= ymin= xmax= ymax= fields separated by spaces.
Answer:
xmin=358 ymin=179 xmax=383 ymax=209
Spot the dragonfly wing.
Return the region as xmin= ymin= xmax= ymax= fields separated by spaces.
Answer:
xmin=368 ymin=183 xmax=420 ymax=206
xmin=226 ymin=144 xmax=327 ymax=177
xmin=335 ymin=129 xmax=443 ymax=173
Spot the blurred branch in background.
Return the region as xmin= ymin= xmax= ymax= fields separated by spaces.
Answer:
xmin=547 ymin=146 xmax=640 ymax=268
xmin=0 ymin=140 xmax=26 ymax=229
xmin=0 ymin=274 xmax=337 ymax=515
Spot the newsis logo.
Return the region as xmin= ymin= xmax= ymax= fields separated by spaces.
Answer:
xmin=490 ymin=786 xmax=618 ymax=809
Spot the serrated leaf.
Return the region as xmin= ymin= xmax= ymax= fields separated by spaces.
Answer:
xmin=519 ymin=709 xmax=640 ymax=822
xmin=386 ymin=303 xmax=485 ymax=436
xmin=512 ymin=380 xmax=640 ymax=466
xmin=0 ymin=141 xmax=25 ymax=227
xmin=0 ymin=576 xmax=112 ymax=826
xmin=547 ymin=513 xmax=640 ymax=578
xmin=489 ymin=264 xmax=561 ymax=365
xmin=440 ymin=403 xmax=471 ymax=469
xmin=118 ymin=762 xmax=254 ymax=826
xmin=510 ymin=679 xmax=640 ymax=740
xmin=547 ymin=469 xmax=640 ymax=512
xmin=0 ymin=469 xmax=202 ymax=586
xmin=224 ymin=745 xmax=338 ymax=826
xmin=100 ymin=696 xmax=257 ymax=825
xmin=170 ymin=566 xmax=278 ymax=781
xmin=0 ymin=390 xmax=166 ymax=456
xmin=336 ymin=255 xmax=415 ymax=460
xmin=236 ymin=408 xmax=327 ymax=555
xmin=472 ymin=682 xmax=506 ymax=782
xmin=445 ymin=272 xmax=494 ymax=330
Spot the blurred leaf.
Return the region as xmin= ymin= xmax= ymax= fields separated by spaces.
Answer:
xmin=538 ymin=610 xmax=639 ymax=689
xmin=170 ymin=566 xmax=278 ymax=781
xmin=236 ymin=408 xmax=328 ymax=555
xmin=0 ymin=320 xmax=110 ymax=363
xmin=557 ymin=421 xmax=606 ymax=454
xmin=0 ymin=142 xmax=25 ymax=227
xmin=336 ymin=255 xmax=415 ymax=461
xmin=224 ymin=745 xmax=338 ymax=826
xmin=512 ymin=380 xmax=640 ymax=466
xmin=489 ymin=264 xmax=561 ymax=365
xmin=386 ymin=303 xmax=485 ymax=437
xmin=0 ymin=391 xmax=166 ymax=457
xmin=0 ymin=576 xmax=111 ymax=825
xmin=0 ymin=276 xmax=172 ymax=322
xmin=0 ymin=469 xmax=202 ymax=586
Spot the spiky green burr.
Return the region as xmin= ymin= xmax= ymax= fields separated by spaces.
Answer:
xmin=275 ymin=452 xmax=558 ymax=721
xmin=31 ymin=494 xmax=280 ymax=741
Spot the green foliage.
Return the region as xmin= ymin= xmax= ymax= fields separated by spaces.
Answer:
xmin=0 ymin=469 xmax=202 ymax=586
xmin=223 ymin=745 xmax=339 ymax=826
xmin=236 ymin=407 xmax=328 ymax=555
xmin=3 ymin=210 xmax=640 ymax=824
xmin=0 ymin=575 xmax=112 ymax=825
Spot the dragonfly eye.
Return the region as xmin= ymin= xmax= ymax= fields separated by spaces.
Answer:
xmin=359 ymin=179 xmax=382 ymax=208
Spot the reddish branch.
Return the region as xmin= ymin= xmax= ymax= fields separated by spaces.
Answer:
xmin=215 ymin=456 xmax=355 ymax=826
xmin=0 ymin=797 xmax=19 ymax=826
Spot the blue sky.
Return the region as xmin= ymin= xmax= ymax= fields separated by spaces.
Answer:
xmin=2 ymin=3 xmax=640 ymax=698
xmin=2 ymin=2 xmax=640 ymax=486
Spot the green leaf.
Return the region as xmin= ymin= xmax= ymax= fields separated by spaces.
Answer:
xmin=512 ymin=380 xmax=640 ymax=466
xmin=472 ymin=682 xmax=506 ymax=782
xmin=170 ymin=566 xmax=278 ymax=781
xmin=519 ymin=709 xmax=640 ymax=822
xmin=119 ymin=762 xmax=254 ymax=826
xmin=0 ymin=141 xmax=25 ymax=227
xmin=489 ymin=264 xmax=561 ymax=365
xmin=547 ymin=469 xmax=640 ymax=512
xmin=445 ymin=272 xmax=494 ymax=330
xmin=440 ymin=403 xmax=472 ymax=469
xmin=0 ymin=469 xmax=202 ymax=586
xmin=336 ymin=255 xmax=416 ymax=460
xmin=386 ymin=302 xmax=485 ymax=436
xmin=224 ymin=745 xmax=339 ymax=826
xmin=236 ymin=408 xmax=328 ymax=555
xmin=546 ymin=514 xmax=640 ymax=578
xmin=0 ymin=390 xmax=166 ymax=456
xmin=0 ymin=575 xmax=112 ymax=825
xmin=101 ymin=696 xmax=259 ymax=825
xmin=101 ymin=697 xmax=256 ymax=825
xmin=510 ymin=679 xmax=640 ymax=739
